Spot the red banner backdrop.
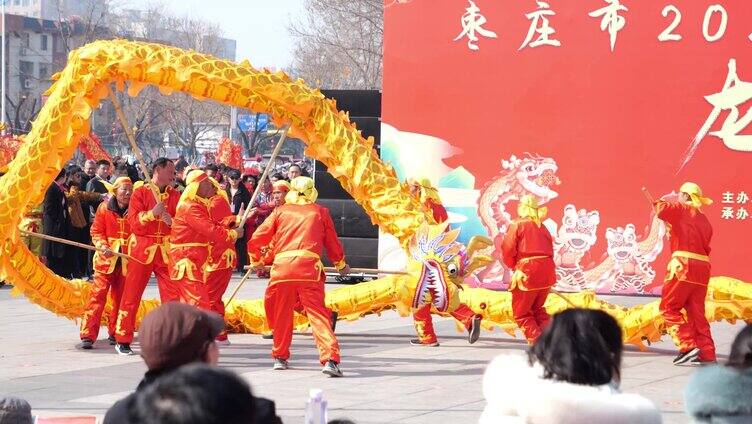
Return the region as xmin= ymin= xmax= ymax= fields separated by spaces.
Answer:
xmin=382 ymin=0 xmax=752 ymax=294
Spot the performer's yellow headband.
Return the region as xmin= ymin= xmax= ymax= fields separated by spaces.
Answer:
xmin=186 ymin=170 xmax=208 ymax=185
xmin=680 ymin=182 xmax=713 ymax=209
xmin=101 ymin=176 xmax=132 ymax=194
xmin=285 ymin=176 xmax=318 ymax=205
xmin=111 ymin=177 xmax=132 ymax=191
xmin=517 ymin=194 xmax=547 ymax=227
xmin=180 ymin=169 xmax=221 ymax=205
xmin=273 ymin=180 xmax=291 ymax=192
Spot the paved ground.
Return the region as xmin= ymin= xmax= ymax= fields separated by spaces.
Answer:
xmin=0 ymin=277 xmax=745 ymax=423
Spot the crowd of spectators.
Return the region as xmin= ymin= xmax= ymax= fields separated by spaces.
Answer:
xmin=21 ymin=154 xmax=311 ymax=280
xmin=3 ymin=306 xmax=750 ymax=423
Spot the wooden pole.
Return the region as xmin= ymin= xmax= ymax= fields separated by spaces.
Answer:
xmin=549 ymin=288 xmax=577 ymax=308
xmin=21 ymin=230 xmax=132 ymax=260
xmin=225 ymin=264 xmax=406 ymax=305
xmin=238 ymin=124 xmax=290 ymax=228
xmin=243 ymin=265 xmax=407 ymax=276
xmin=224 ymin=266 xmax=255 ymax=305
xmin=108 ymin=85 xmax=160 ymax=202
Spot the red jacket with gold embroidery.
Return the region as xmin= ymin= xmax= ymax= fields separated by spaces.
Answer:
xmin=499 ymin=218 xmax=556 ymax=290
xmin=126 ymin=183 xmax=180 ymax=265
xmin=91 ymin=199 xmax=131 ymax=274
xmin=169 ymin=198 xmax=237 ymax=282
xmin=655 ymin=201 xmax=713 ymax=285
xmin=248 ymin=203 xmax=345 ymax=284
xmin=206 ymin=195 xmax=238 ymax=272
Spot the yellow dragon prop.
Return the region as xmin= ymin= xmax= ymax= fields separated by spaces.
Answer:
xmin=0 ymin=40 xmax=750 ymax=348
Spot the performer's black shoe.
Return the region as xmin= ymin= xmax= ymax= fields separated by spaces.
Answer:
xmin=409 ymin=339 xmax=439 ymax=347
xmin=262 ymin=333 xmax=274 ymax=339
xmin=272 ymin=358 xmax=289 ymax=370
xmin=108 ymin=335 xmax=117 ymax=345
xmin=331 ymin=311 xmax=338 ymax=332
xmin=79 ymin=338 xmax=93 ymax=350
xmin=672 ymin=347 xmax=700 ymax=365
xmin=115 ymin=343 xmax=134 ymax=356
xmin=322 ymin=360 xmax=343 ymax=377
xmin=468 ymin=315 xmax=482 ymax=344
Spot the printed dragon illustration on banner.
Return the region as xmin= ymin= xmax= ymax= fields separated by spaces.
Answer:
xmin=0 ymin=40 xmax=750 ymax=347
xmin=474 ymin=153 xmax=666 ymax=295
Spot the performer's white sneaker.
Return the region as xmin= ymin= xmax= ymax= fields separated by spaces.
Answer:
xmin=322 ymin=360 xmax=343 ymax=377
xmin=115 ymin=343 xmax=134 ymax=356
xmin=672 ymin=347 xmax=700 ymax=365
xmin=273 ymin=358 xmax=289 ymax=370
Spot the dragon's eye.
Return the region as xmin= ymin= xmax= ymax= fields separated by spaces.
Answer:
xmin=447 ymin=263 xmax=458 ymax=275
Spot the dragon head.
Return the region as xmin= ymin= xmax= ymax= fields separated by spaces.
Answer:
xmin=558 ymin=204 xmax=600 ymax=252
xmin=502 ymin=154 xmax=561 ymax=203
xmin=405 ymin=223 xmax=493 ymax=313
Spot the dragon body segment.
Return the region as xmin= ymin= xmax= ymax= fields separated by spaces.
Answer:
xmin=0 ymin=40 xmax=747 ymax=348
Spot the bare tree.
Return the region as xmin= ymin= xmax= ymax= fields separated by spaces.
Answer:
xmin=152 ymin=15 xmax=232 ymax=161
xmin=163 ymin=95 xmax=229 ymax=160
xmin=4 ymin=94 xmax=39 ymax=134
xmin=287 ymin=0 xmax=383 ymax=89
xmin=54 ymin=0 xmax=119 ymax=56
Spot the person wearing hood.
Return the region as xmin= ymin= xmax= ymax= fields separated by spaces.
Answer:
xmin=248 ymin=176 xmax=349 ymax=377
xmin=499 ymin=194 xmax=557 ymax=343
xmin=79 ymin=177 xmax=133 ymax=350
xmin=407 ymin=177 xmax=482 ymax=347
xmin=654 ymin=182 xmax=715 ymax=365
xmin=169 ymin=170 xmax=243 ymax=311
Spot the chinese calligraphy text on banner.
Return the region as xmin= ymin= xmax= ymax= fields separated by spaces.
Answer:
xmin=380 ymin=0 xmax=752 ymax=295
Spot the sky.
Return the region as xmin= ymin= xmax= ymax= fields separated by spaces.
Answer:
xmin=131 ymin=0 xmax=306 ymax=69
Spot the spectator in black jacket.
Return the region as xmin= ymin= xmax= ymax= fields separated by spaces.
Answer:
xmin=81 ymin=159 xmax=97 ymax=190
xmin=86 ymin=159 xmax=111 ymax=214
xmin=42 ymin=169 xmax=72 ymax=278
xmin=226 ymin=169 xmax=252 ymax=272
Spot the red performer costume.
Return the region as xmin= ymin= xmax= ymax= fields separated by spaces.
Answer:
xmin=114 ymin=158 xmax=180 ymax=355
xmin=170 ymin=170 xmax=240 ymax=312
xmin=500 ymin=195 xmax=556 ymax=343
xmin=206 ymin=187 xmax=241 ymax=342
xmin=79 ymin=177 xmax=132 ymax=348
xmin=408 ymin=178 xmax=481 ymax=347
xmin=655 ymin=182 xmax=716 ymax=365
xmin=248 ymin=176 xmax=349 ymax=377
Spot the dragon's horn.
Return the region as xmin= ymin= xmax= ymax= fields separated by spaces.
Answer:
xmin=465 ymin=254 xmax=494 ymax=275
xmin=466 ymin=235 xmax=493 ymax=258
